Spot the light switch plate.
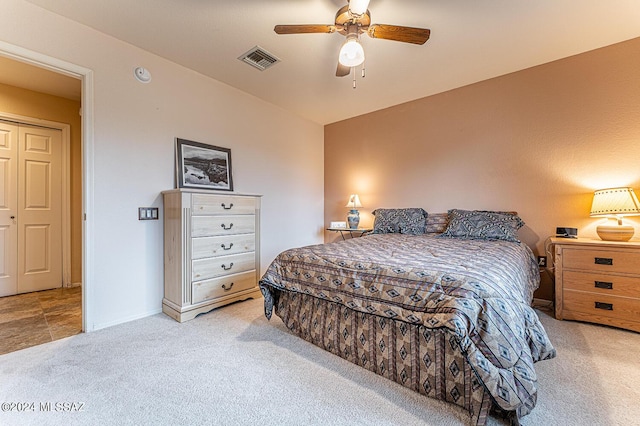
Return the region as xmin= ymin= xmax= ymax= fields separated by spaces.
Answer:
xmin=138 ymin=207 xmax=159 ymax=220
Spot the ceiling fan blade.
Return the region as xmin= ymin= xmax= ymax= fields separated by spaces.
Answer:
xmin=367 ymin=24 xmax=431 ymax=45
xmin=274 ymin=25 xmax=336 ymax=35
xmin=336 ymin=61 xmax=350 ymax=77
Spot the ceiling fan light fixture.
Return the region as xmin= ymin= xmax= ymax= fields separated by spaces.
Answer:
xmin=348 ymin=0 xmax=371 ymax=16
xmin=339 ymin=37 xmax=365 ymax=67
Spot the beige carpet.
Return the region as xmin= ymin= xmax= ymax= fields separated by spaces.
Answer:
xmin=0 ymin=298 xmax=638 ymax=426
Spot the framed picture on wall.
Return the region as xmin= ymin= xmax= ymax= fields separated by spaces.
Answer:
xmin=176 ymin=138 xmax=233 ymax=191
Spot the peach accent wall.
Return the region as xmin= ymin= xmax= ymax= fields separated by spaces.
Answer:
xmin=0 ymin=82 xmax=82 ymax=284
xmin=325 ymin=37 xmax=640 ymax=300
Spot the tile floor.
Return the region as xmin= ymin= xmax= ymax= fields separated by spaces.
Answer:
xmin=0 ymin=286 xmax=82 ymax=355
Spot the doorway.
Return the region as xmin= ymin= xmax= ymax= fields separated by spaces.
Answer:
xmin=0 ymin=42 xmax=94 ymax=344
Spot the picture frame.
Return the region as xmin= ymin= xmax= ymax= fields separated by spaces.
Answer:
xmin=176 ymin=138 xmax=233 ymax=191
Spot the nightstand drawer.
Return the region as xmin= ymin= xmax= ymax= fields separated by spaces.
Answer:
xmin=563 ymin=289 xmax=640 ymax=322
xmin=563 ymin=271 xmax=640 ymax=298
xmin=192 ymin=271 xmax=257 ymax=304
xmin=192 ymin=234 xmax=256 ymax=259
xmin=192 ymin=252 xmax=255 ymax=281
xmin=562 ymin=248 xmax=640 ymax=275
xmin=192 ymin=194 xmax=256 ymax=215
xmin=192 ymin=215 xmax=255 ymax=237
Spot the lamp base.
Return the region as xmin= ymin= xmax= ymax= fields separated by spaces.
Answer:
xmin=596 ymin=224 xmax=635 ymax=242
xmin=347 ymin=209 xmax=360 ymax=229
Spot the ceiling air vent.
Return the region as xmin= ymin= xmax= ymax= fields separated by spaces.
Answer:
xmin=238 ymin=46 xmax=280 ymax=71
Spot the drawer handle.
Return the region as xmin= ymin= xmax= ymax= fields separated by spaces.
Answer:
xmin=221 ymin=243 xmax=234 ymax=251
xmin=222 ymin=282 xmax=234 ymax=291
xmin=221 ymin=223 xmax=234 ymax=230
xmin=594 ymin=257 xmax=613 ymax=266
xmin=595 ymin=302 xmax=613 ymax=311
xmin=221 ymin=203 xmax=233 ymax=210
xmin=594 ymin=281 xmax=613 ymax=290
xmin=221 ymin=262 xmax=234 ymax=271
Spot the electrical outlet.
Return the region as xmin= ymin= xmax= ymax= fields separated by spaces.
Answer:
xmin=537 ymin=256 xmax=547 ymax=268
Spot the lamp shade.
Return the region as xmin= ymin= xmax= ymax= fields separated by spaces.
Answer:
xmin=590 ymin=187 xmax=640 ymax=242
xmin=338 ymin=38 xmax=365 ymax=67
xmin=345 ymin=194 xmax=362 ymax=209
xmin=590 ymin=187 xmax=640 ymax=217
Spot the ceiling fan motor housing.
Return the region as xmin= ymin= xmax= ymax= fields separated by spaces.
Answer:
xmin=335 ymin=5 xmax=371 ymax=35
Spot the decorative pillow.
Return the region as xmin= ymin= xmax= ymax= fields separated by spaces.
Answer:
xmin=438 ymin=209 xmax=524 ymax=242
xmin=425 ymin=213 xmax=449 ymax=234
xmin=372 ymin=208 xmax=428 ymax=235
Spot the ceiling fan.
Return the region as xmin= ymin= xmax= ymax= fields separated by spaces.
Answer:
xmin=274 ymin=0 xmax=430 ymax=82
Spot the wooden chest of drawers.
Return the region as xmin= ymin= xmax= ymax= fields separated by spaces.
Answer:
xmin=554 ymin=237 xmax=640 ymax=332
xmin=162 ymin=189 xmax=261 ymax=322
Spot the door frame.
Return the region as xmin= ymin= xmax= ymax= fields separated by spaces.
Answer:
xmin=0 ymin=113 xmax=71 ymax=288
xmin=0 ymin=41 xmax=95 ymax=332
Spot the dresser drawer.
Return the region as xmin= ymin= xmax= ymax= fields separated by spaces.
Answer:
xmin=563 ymin=289 xmax=640 ymax=322
xmin=192 ymin=252 xmax=255 ymax=281
xmin=192 ymin=234 xmax=256 ymax=259
xmin=192 ymin=215 xmax=255 ymax=237
xmin=563 ymin=270 xmax=640 ymax=298
xmin=192 ymin=271 xmax=257 ymax=304
xmin=562 ymin=248 xmax=640 ymax=275
xmin=192 ymin=194 xmax=256 ymax=215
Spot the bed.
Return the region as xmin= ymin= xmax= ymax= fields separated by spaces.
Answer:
xmin=259 ymin=209 xmax=556 ymax=425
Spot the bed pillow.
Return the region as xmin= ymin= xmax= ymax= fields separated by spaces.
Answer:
xmin=438 ymin=209 xmax=524 ymax=242
xmin=372 ymin=208 xmax=428 ymax=235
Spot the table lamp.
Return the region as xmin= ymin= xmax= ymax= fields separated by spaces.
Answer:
xmin=590 ymin=187 xmax=640 ymax=241
xmin=345 ymin=194 xmax=362 ymax=229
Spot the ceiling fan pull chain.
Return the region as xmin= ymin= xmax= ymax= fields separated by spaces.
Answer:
xmin=358 ymin=35 xmax=365 ymax=80
xmin=353 ymin=69 xmax=357 ymax=89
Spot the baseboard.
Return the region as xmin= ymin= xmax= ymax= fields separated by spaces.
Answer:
xmin=90 ymin=308 xmax=163 ymax=332
xmin=67 ymin=282 xmax=82 ymax=288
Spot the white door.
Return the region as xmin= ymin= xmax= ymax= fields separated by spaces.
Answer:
xmin=0 ymin=122 xmax=18 ymax=297
xmin=0 ymin=121 xmax=62 ymax=296
xmin=17 ymin=125 xmax=63 ymax=293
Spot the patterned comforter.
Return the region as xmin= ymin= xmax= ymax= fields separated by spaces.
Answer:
xmin=259 ymin=233 xmax=556 ymax=418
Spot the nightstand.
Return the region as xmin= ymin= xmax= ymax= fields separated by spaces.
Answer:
xmin=326 ymin=228 xmax=372 ymax=240
xmin=553 ymin=237 xmax=640 ymax=332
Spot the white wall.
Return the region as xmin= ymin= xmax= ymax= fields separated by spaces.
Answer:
xmin=2 ymin=0 xmax=324 ymax=330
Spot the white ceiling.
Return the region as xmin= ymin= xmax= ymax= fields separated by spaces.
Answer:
xmin=9 ymin=0 xmax=640 ymax=124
